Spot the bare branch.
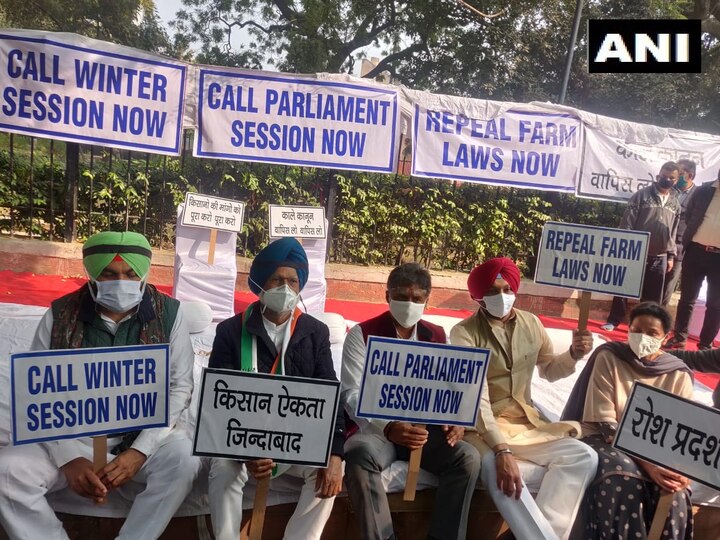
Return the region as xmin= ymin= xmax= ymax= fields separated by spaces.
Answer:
xmin=455 ymin=0 xmax=506 ymax=19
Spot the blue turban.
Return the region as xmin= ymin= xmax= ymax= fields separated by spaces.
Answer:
xmin=248 ymin=237 xmax=309 ymax=294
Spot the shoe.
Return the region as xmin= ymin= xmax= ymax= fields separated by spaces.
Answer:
xmin=600 ymin=323 xmax=616 ymax=331
xmin=699 ymin=343 xmax=714 ymax=351
xmin=663 ymin=336 xmax=687 ymax=350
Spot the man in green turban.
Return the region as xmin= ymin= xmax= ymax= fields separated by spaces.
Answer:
xmin=0 ymin=231 xmax=199 ymax=540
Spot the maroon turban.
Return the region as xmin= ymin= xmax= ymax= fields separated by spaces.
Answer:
xmin=468 ymin=257 xmax=521 ymax=299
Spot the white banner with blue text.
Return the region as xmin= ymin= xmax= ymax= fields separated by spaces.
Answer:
xmin=193 ymin=369 xmax=340 ymax=467
xmin=194 ymin=69 xmax=400 ymax=173
xmin=410 ymin=104 xmax=580 ymax=192
xmin=614 ymin=382 xmax=720 ymax=491
xmin=356 ymin=337 xmax=489 ymax=426
xmin=11 ymin=344 xmax=169 ymax=445
xmin=534 ymin=222 xmax=649 ymax=298
xmin=0 ymin=29 xmax=187 ymax=154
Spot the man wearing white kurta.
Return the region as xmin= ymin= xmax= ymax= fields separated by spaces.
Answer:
xmin=0 ymin=232 xmax=198 ymax=540
xmin=450 ymin=257 xmax=597 ymax=540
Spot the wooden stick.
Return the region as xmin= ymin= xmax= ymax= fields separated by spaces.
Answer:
xmin=403 ymin=424 xmax=426 ymax=501
xmin=578 ymin=290 xmax=592 ymax=331
xmin=248 ymin=476 xmax=271 ymax=540
xmin=648 ymin=490 xmax=674 ymax=540
xmin=208 ymin=228 xmax=218 ymax=265
xmin=93 ymin=435 xmax=107 ymax=472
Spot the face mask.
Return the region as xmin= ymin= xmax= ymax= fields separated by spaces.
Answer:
xmin=389 ymin=300 xmax=425 ymax=329
xmin=482 ymin=292 xmax=515 ymax=319
xmin=259 ymin=284 xmax=299 ymax=314
xmin=657 ymin=175 xmax=674 ymax=189
xmin=90 ymin=279 xmax=145 ymax=313
xmin=676 ymin=175 xmax=688 ymax=190
xmin=628 ymin=332 xmax=664 ymax=359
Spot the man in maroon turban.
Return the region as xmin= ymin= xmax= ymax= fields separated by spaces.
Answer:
xmin=451 ymin=257 xmax=595 ymax=540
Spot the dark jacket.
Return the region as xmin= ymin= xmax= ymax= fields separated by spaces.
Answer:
xmin=209 ymin=302 xmax=345 ymax=457
xmin=673 ymin=183 xmax=697 ymax=261
xmin=620 ymin=183 xmax=680 ymax=259
xmin=682 ymin=181 xmax=719 ymax=248
xmin=674 ymin=347 xmax=720 ymax=408
xmin=359 ymin=310 xmax=447 ymax=344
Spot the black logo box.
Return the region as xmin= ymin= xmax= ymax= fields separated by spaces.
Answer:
xmin=587 ymin=19 xmax=701 ymax=73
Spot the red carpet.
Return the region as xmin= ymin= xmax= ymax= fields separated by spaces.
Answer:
xmin=1 ymin=270 xmax=717 ymax=388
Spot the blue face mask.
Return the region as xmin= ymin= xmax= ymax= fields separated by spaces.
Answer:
xmin=676 ymin=175 xmax=688 ymax=190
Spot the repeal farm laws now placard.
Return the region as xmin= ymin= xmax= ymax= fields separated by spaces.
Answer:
xmin=11 ymin=344 xmax=169 ymax=445
xmin=614 ymin=382 xmax=720 ymax=491
xmin=356 ymin=337 xmax=489 ymax=426
xmin=181 ymin=192 xmax=245 ymax=233
xmin=0 ymin=29 xmax=186 ymax=154
xmin=193 ymin=369 xmax=340 ymax=466
xmin=534 ymin=222 xmax=650 ymax=298
xmin=411 ymin=107 xmax=580 ymax=192
xmin=194 ymin=69 xmax=399 ymax=173
xmin=269 ymin=205 xmax=326 ymax=239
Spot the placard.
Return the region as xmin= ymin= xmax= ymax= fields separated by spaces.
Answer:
xmin=181 ymin=192 xmax=245 ymax=233
xmin=193 ymin=369 xmax=340 ymax=466
xmin=0 ymin=29 xmax=186 ymax=154
xmin=11 ymin=344 xmax=169 ymax=445
xmin=268 ymin=205 xmax=326 ymax=239
xmin=614 ymin=382 xmax=720 ymax=491
xmin=194 ymin=69 xmax=399 ymax=173
xmin=535 ymin=222 xmax=650 ymax=298
xmin=356 ymin=337 xmax=488 ymax=426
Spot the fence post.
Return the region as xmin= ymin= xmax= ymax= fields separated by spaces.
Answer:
xmin=324 ymin=172 xmax=338 ymax=260
xmin=64 ymin=142 xmax=79 ymax=242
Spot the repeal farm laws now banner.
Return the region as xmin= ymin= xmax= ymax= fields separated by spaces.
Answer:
xmin=11 ymin=344 xmax=169 ymax=445
xmin=194 ymin=369 xmax=340 ymax=466
xmin=578 ymin=126 xmax=720 ymax=202
xmin=411 ymin=107 xmax=580 ymax=192
xmin=356 ymin=337 xmax=489 ymax=426
xmin=194 ymin=69 xmax=400 ymax=173
xmin=0 ymin=29 xmax=186 ymax=154
xmin=535 ymin=222 xmax=650 ymax=298
xmin=614 ymin=382 xmax=720 ymax=491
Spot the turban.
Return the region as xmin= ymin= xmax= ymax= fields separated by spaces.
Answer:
xmin=82 ymin=231 xmax=152 ymax=280
xmin=248 ymin=237 xmax=309 ymax=294
xmin=468 ymin=257 xmax=521 ymax=299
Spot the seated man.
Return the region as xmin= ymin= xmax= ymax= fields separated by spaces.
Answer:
xmin=0 ymin=231 xmax=198 ymax=540
xmin=207 ymin=237 xmax=345 ymax=540
xmin=450 ymin=258 xmax=597 ymax=540
xmin=342 ymin=263 xmax=481 ymax=540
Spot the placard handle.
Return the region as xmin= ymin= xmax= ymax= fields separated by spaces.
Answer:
xmin=403 ymin=424 xmax=426 ymax=501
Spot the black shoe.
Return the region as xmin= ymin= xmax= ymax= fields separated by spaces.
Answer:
xmin=699 ymin=343 xmax=714 ymax=351
xmin=663 ymin=336 xmax=687 ymax=350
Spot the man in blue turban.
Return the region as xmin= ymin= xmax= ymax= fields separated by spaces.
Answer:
xmin=207 ymin=237 xmax=345 ymax=540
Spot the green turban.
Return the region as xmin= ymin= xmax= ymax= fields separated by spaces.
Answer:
xmin=82 ymin=231 xmax=152 ymax=280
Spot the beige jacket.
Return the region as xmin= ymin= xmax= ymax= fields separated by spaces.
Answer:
xmin=450 ymin=308 xmax=579 ymax=448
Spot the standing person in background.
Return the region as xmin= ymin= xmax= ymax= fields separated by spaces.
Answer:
xmin=601 ymin=161 xmax=681 ymax=331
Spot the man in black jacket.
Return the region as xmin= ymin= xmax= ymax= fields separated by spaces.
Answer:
xmin=207 ymin=237 xmax=344 ymax=540
xmin=665 ymin=177 xmax=720 ymax=350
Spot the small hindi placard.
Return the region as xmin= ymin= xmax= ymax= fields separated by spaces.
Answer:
xmin=11 ymin=344 xmax=169 ymax=445
xmin=356 ymin=337 xmax=488 ymax=426
xmin=193 ymin=369 xmax=340 ymax=466
xmin=614 ymin=381 xmax=720 ymax=491
xmin=268 ymin=205 xmax=326 ymax=239
xmin=181 ymin=193 xmax=246 ymax=233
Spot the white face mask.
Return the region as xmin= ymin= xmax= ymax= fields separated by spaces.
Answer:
xmin=628 ymin=332 xmax=664 ymax=359
xmin=90 ymin=279 xmax=146 ymax=313
xmin=389 ymin=300 xmax=425 ymax=329
xmin=259 ymin=284 xmax=299 ymax=314
xmin=482 ymin=292 xmax=515 ymax=319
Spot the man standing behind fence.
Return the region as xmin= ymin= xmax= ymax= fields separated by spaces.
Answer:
xmin=601 ymin=161 xmax=681 ymax=331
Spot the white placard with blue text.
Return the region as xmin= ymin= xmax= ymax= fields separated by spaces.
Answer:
xmin=11 ymin=344 xmax=169 ymax=445
xmin=193 ymin=369 xmax=340 ymax=466
xmin=534 ymin=222 xmax=649 ymax=298
xmin=194 ymin=69 xmax=399 ymax=173
xmin=411 ymin=106 xmax=580 ymax=191
xmin=181 ymin=192 xmax=245 ymax=233
xmin=0 ymin=30 xmax=186 ymax=154
xmin=269 ymin=205 xmax=326 ymax=239
xmin=614 ymin=382 xmax=720 ymax=491
xmin=356 ymin=337 xmax=488 ymax=426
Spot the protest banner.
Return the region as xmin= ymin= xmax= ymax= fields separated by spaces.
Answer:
xmin=0 ymin=29 xmax=186 ymax=154
xmin=181 ymin=192 xmax=245 ymax=264
xmin=411 ymin=106 xmax=580 ymax=191
xmin=578 ymin=124 xmax=720 ymax=202
xmin=11 ymin=344 xmax=169 ymax=446
xmin=194 ymin=69 xmax=399 ymax=173
xmin=356 ymin=336 xmax=489 ymax=499
xmin=269 ymin=205 xmax=326 ymax=239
